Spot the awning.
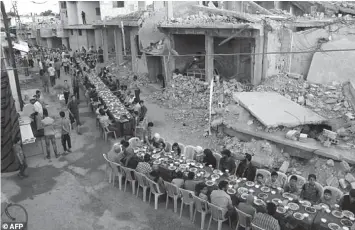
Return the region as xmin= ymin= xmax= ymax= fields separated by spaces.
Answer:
xmin=13 ymin=42 xmax=29 ymax=53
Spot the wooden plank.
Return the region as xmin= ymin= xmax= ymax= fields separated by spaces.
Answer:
xmin=191 ymin=5 xmax=261 ymax=23
xmin=218 ymin=25 xmax=249 ymax=46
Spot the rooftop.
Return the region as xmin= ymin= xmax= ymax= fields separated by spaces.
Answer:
xmin=93 ymin=10 xmax=150 ymax=27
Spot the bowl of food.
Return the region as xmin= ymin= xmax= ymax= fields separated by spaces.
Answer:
xmin=211 ymin=174 xmax=220 ymax=180
xmin=272 ymin=198 xmax=282 ymax=205
xmin=238 ymin=187 xmax=248 ymax=194
xmin=261 ymin=187 xmax=271 ymax=193
xmin=246 ymin=181 xmax=255 ymax=187
xmin=277 ymin=206 xmax=286 ymax=214
xmin=299 ymin=200 xmax=311 ymax=207
xmin=152 ymin=154 xmax=160 ymax=159
xmin=328 ymin=223 xmax=341 ymax=230
xmin=258 ymin=193 xmax=268 ymax=200
xmin=318 ymin=203 xmax=329 ymax=210
xmin=241 ymin=193 xmax=248 ymax=200
xmin=342 ymin=210 xmax=355 ymax=219
xmin=153 ymin=160 xmax=161 ymax=165
xmin=195 ymin=163 xmax=203 ymax=168
xmin=254 ymin=198 xmax=266 ymax=206
xmin=332 ymin=210 xmax=344 ymax=219
xmin=305 ymin=206 xmax=316 ymax=214
xmin=168 ymin=165 xmax=177 ymax=171
xmin=293 ymin=212 xmax=304 ymax=220
xmin=206 ymin=180 xmax=215 ymax=186
xmin=227 ymin=188 xmax=236 ymax=195
xmin=340 ymin=219 xmax=353 ymax=227
xmin=213 ymin=169 xmax=222 ymax=175
xmin=229 ymin=180 xmax=237 ymax=186
xmin=189 ymin=168 xmax=198 ymax=173
xmin=282 ymin=192 xmax=293 ymax=199
xmin=288 ymin=203 xmax=300 ymax=211
xmin=228 ymin=175 xmax=237 ymax=181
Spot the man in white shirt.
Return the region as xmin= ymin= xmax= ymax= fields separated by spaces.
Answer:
xmin=33 ymin=96 xmax=43 ymax=116
xmin=48 ymin=63 xmax=56 ymax=87
xmin=41 ymin=109 xmax=58 ymax=159
xmin=210 ymin=180 xmax=236 ymax=221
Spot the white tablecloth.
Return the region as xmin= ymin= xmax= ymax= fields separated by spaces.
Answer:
xmin=20 ymin=123 xmax=35 ymax=144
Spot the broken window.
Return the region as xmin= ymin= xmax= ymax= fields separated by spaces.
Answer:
xmin=135 ymin=35 xmax=142 ymax=58
xmin=113 ymin=1 xmax=125 ymax=8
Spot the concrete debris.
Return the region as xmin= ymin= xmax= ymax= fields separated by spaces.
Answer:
xmin=164 ymin=13 xmax=248 ymax=25
xmin=326 ymin=176 xmax=339 ymax=187
xmin=352 ymin=182 xmax=355 ymax=189
xmin=340 ymin=160 xmax=352 ymax=172
xmin=345 ymin=173 xmax=355 ymax=183
xmin=279 ymin=161 xmax=290 ymax=173
xmin=339 ymin=178 xmax=348 ymax=189
xmin=326 ymin=159 xmax=335 ymax=167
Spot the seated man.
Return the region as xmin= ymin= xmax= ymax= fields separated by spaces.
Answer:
xmin=236 ymin=153 xmax=256 ymax=181
xmin=319 ymin=189 xmax=337 ymax=209
xmin=252 ymin=203 xmax=280 ymax=230
xmin=339 ymin=189 xmax=355 ymax=214
xmin=284 ymin=175 xmax=300 ymax=196
xmin=211 ymin=181 xmax=236 ymax=220
xmin=96 ymin=104 xmax=105 ymax=116
xmin=98 ymin=109 xmax=120 ymax=137
xmin=219 ymin=149 xmax=236 ymax=174
xmin=184 ymin=172 xmax=202 ymax=192
xmin=237 ymin=194 xmax=256 ymax=219
xmin=300 ymin=174 xmax=321 ymax=204
xmin=107 ymin=143 xmax=124 ymax=163
xmin=266 ymin=171 xmax=282 ymax=189
xmin=172 ymin=171 xmax=185 ymax=188
xmin=135 ymin=154 xmax=152 ymax=175
xmin=151 ymin=133 xmax=164 ymax=149
xmin=255 ymin=173 xmax=265 ymax=186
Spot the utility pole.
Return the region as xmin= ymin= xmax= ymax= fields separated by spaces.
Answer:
xmin=1 ymin=1 xmax=23 ymax=110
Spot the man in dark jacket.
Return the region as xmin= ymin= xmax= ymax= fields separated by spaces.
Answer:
xmin=236 ymin=153 xmax=257 ymax=181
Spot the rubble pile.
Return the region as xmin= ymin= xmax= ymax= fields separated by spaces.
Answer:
xmin=164 ymin=13 xmax=248 ymax=25
xmin=330 ymin=1 xmax=355 ymax=10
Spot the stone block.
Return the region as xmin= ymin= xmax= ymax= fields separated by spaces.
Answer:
xmin=279 ymin=161 xmax=290 ymax=173
xmin=345 ymin=173 xmax=355 ymax=183
xmin=339 ymin=178 xmax=348 ymax=189
xmin=340 ymin=160 xmax=351 ymax=172
xmin=326 ymin=159 xmax=334 ymax=167
xmin=351 ymin=182 xmax=355 ymax=189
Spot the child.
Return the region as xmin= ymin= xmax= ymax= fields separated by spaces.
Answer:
xmin=13 ymin=137 xmax=28 ymax=178
xmin=266 ymin=171 xmax=281 ymax=189
xmin=255 ymin=173 xmax=265 ymax=186
xmin=198 ymin=185 xmax=209 ymax=201
xmin=172 ymin=171 xmax=185 ymax=188
xmin=319 ymin=189 xmax=336 ymax=209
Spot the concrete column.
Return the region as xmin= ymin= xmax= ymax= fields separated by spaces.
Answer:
xmin=114 ymin=27 xmax=123 ymax=64
xmin=253 ymin=33 xmax=264 ymax=85
xmin=166 ymin=1 xmax=173 ymax=19
xmin=130 ymin=28 xmax=138 ymax=73
xmin=102 ymin=29 xmax=109 ymax=63
xmin=165 ymin=33 xmax=175 ymax=85
xmin=94 ymin=29 xmax=102 ymax=50
xmin=205 ymin=34 xmax=214 ymax=83
xmin=46 ymin=38 xmax=53 ymax=48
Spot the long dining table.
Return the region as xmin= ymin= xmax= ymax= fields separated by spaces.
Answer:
xmin=134 ymin=145 xmax=355 ymax=230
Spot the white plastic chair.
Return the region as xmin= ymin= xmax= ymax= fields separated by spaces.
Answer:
xmin=235 ymin=207 xmax=254 ymax=230
xmin=185 ymin=145 xmax=196 ymax=160
xmin=128 ymin=137 xmax=141 ymax=149
xmin=277 ymin=171 xmax=288 ymax=187
xmin=134 ymin=171 xmax=149 ymax=202
xmin=193 ymin=195 xmax=209 ymax=230
xmin=102 ymin=154 xmax=113 ymax=183
xmin=179 ymin=188 xmax=194 ymax=220
xmin=323 ymin=186 xmax=343 ymax=202
xmin=287 ymin=175 xmax=307 ymax=191
xmin=121 ymin=166 xmax=137 ymax=194
xmin=178 ymin=143 xmax=185 ymax=156
xmin=315 ymin=182 xmax=324 ymax=197
xmin=147 ymin=178 xmax=165 ymax=210
xmin=165 ymin=142 xmax=172 ymax=152
xmin=255 ymin=169 xmax=271 ymax=182
xmin=207 ymin=202 xmax=231 ymax=230
xmin=111 ymin=162 xmax=124 ymax=190
xmin=164 ymin=181 xmax=180 ymax=213
xmin=213 ymin=152 xmax=222 ymax=169
xmin=251 ymin=223 xmax=266 ymax=230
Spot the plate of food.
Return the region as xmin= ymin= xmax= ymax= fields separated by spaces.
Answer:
xmin=299 ymin=200 xmax=312 ymax=207
xmin=328 ymin=223 xmax=341 ymax=230
xmin=261 ymin=187 xmax=271 ymax=193
xmin=206 ymin=180 xmax=215 ymax=186
xmin=258 ymin=193 xmax=268 ymax=199
xmin=318 ymin=203 xmax=330 ymax=210
xmin=277 ymin=206 xmax=286 ymax=214
xmin=246 ymin=181 xmax=255 ymax=187
xmin=228 ymin=175 xmax=237 ymax=181
xmin=213 ymin=169 xmax=222 ymax=175
xmin=189 ymin=168 xmax=198 ymax=173
xmin=241 ymin=193 xmax=248 ymax=200
xmin=180 ymin=164 xmax=188 ymax=169
xmin=340 ymin=219 xmax=353 ymax=227
xmin=238 ymin=187 xmax=249 ymax=194
xmin=227 ymin=188 xmax=236 ymax=195
xmin=168 ymin=165 xmax=177 ymax=171
xmin=195 ymin=163 xmax=203 ymax=168
xmin=332 ymin=210 xmax=344 ymax=219
xmin=229 ymin=180 xmax=237 ymax=186
xmin=313 ymin=205 xmax=323 ymax=211
xmin=288 ymin=203 xmax=300 ymax=211
xmin=211 ymin=174 xmax=220 ymax=180
xmin=152 ymin=154 xmax=160 ymax=159
xmin=272 ymin=198 xmax=282 ymax=205
xmin=254 ymin=198 xmax=266 ymax=206
xmin=153 ymin=160 xmax=161 ymax=165
xmin=293 ymin=212 xmax=304 ymax=220
xmin=282 ymin=192 xmax=294 ymax=199
xmin=305 ymin=206 xmax=316 ymax=214
xmin=186 ymin=159 xmax=195 ymax=164
xmin=342 ymin=210 xmax=355 ymax=219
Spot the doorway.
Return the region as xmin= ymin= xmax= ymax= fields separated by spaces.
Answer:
xmin=146 ymin=55 xmax=163 ymax=83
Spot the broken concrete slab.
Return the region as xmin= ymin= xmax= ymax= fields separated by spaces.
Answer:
xmin=233 ymin=92 xmax=327 ymax=128
xmin=307 ymin=38 xmax=355 ymax=85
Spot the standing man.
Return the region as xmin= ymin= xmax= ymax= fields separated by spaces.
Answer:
xmin=41 ymin=109 xmax=59 ymax=159
xmin=42 ymin=69 xmax=50 ymax=93
xmin=72 ymin=70 xmax=80 ymax=100
xmin=28 ymin=52 xmax=34 ymax=68
xmin=63 ymin=80 xmax=70 ymax=105
xmin=81 ymin=11 xmax=86 ymax=24
xmin=48 ymin=63 xmax=56 ymax=87
xmin=54 ymin=58 xmax=61 ymax=79
xmin=38 ymin=58 xmax=44 ymax=76
xmin=59 ymin=111 xmax=72 ymax=155
xmin=67 ymin=95 xmax=81 ymax=133
xmin=130 ymin=75 xmax=140 ymax=101
xmin=62 ymin=56 xmax=69 ymax=74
